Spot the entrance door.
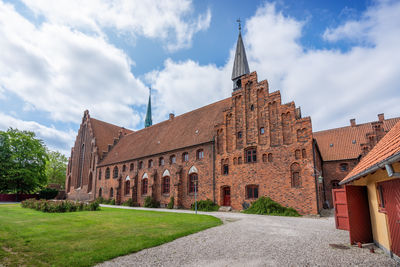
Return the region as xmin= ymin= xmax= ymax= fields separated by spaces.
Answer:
xmin=333 ymin=188 xmax=349 ymax=230
xmin=380 ymin=179 xmax=400 ymax=257
xmin=223 ymin=187 xmax=231 ymax=206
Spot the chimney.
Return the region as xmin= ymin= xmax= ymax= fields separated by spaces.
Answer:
xmin=169 ymin=113 xmax=175 ymax=120
xmin=378 ymin=113 xmax=384 ymax=122
xmin=350 ymin=119 xmax=356 ymax=127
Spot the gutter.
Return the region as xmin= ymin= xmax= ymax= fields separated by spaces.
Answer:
xmin=312 ymin=139 xmax=320 ymax=213
xmin=339 ymin=151 xmax=400 ymax=185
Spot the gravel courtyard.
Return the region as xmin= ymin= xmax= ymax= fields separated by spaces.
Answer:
xmin=97 ymin=206 xmax=397 ymax=267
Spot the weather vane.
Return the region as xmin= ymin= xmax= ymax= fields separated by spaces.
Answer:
xmin=236 ymin=18 xmax=241 ymax=31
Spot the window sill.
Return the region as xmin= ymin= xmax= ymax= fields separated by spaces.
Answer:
xmin=162 ymin=193 xmax=170 ymax=197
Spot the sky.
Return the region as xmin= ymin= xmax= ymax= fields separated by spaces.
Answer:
xmin=0 ymin=0 xmax=399 ymax=155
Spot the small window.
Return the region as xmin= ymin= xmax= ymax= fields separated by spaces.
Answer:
xmin=170 ymin=155 xmax=176 ymax=164
xmin=197 ymin=149 xmax=204 ymax=160
xmin=245 ymin=148 xmax=257 ymax=163
xmin=130 ymin=163 xmax=134 ymax=171
xmin=246 ymin=185 xmax=259 ymax=199
xmin=142 ymin=178 xmax=148 ymax=195
xmin=262 ymin=154 xmax=267 ymax=162
xmin=189 ymin=173 xmax=198 ymax=193
xmin=182 ymin=152 xmax=189 ymax=162
xmin=340 ymin=163 xmax=348 ymax=172
xmin=162 ymin=177 xmax=170 ymax=194
xmin=159 ymin=157 xmax=164 ymax=166
xmin=122 ymin=164 xmax=126 ymax=172
xmin=268 ymin=153 xmax=273 ymax=162
xmin=331 ymin=180 xmax=341 ymax=189
xmin=138 ymin=161 xmax=143 ymax=169
xmin=125 ymin=180 xmax=130 ymax=195
xmin=98 ymin=169 xmax=102 ymax=180
xmin=302 ymin=149 xmax=306 ymax=158
xmin=233 ymin=157 xmax=237 ymax=165
xmin=223 ymin=164 xmax=229 ymax=175
xmin=238 ymin=157 xmax=242 ymax=164
xmin=105 ymin=167 xmax=110 ymax=179
xmin=113 ymin=166 xmax=119 ymax=179
xmin=295 ymin=149 xmax=301 ymax=160
xmin=110 ymin=187 xmax=114 ymax=198
xmin=260 ymin=127 xmax=265 ymax=135
xmin=148 ymin=159 xmax=153 ymax=168
xmin=237 ymin=132 xmax=242 ymax=139
xmin=250 ymin=104 xmax=254 ymax=111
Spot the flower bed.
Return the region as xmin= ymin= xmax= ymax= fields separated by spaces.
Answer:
xmin=21 ymin=198 xmax=100 ymax=213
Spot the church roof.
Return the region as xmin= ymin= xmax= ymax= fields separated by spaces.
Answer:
xmin=313 ymin=117 xmax=400 ymax=161
xmin=231 ymin=31 xmax=250 ymax=80
xmin=89 ymin=118 xmax=133 ymax=158
xmin=98 ymin=98 xmax=231 ymax=166
xmin=341 ymin=119 xmax=400 ymax=184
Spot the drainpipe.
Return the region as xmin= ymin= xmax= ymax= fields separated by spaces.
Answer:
xmin=385 ymin=164 xmax=400 ymax=178
xmin=212 ymin=136 xmax=216 ymax=203
xmin=312 ymin=140 xmax=320 ymax=213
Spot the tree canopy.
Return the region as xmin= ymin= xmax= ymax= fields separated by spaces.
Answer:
xmin=45 ymin=150 xmax=67 ymax=189
xmin=0 ymin=128 xmax=47 ymax=194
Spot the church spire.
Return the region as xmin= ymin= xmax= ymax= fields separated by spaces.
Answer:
xmin=232 ymin=19 xmax=250 ymax=90
xmin=145 ymin=87 xmax=152 ymax=128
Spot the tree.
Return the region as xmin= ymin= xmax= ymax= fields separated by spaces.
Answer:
xmin=45 ymin=150 xmax=67 ymax=189
xmin=0 ymin=128 xmax=47 ymax=194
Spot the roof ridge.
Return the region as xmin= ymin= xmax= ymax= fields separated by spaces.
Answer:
xmin=90 ymin=117 xmax=132 ymax=131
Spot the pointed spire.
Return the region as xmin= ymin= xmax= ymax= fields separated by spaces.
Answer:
xmin=145 ymin=87 xmax=152 ymax=128
xmin=232 ymin=19 xmax=250 ymax=90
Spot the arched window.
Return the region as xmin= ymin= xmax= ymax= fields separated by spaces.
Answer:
xmin=105 ymin=167 xmax=110 ymax=179
xmin=222 ymin=159 xmax=229 ymax=175
xmin=67 ymin=176 xmax=71 ymax=193
xmin=125 ymin=180 xmax=130 ymax=195
xmin=295 ymin=149 xmax=301 ymax=160
xmin=77 ymin=143 xmax=85 ymax=188
xmin=170 ymin=155 xmax=176 ymax=164
xmin=142 ymin=178 xmax=148 ymax=195
xmin=302 ymin=149 xmax=306 ymax=158
xmin=197 ymin=149 xmax=204 ymax=160
xmin=87 ymin=173 xmax=93 ymax=193
xmin=98 ymin=169 xmax=102 ymax=180
xmin=262 ymin=154 xmax=267 ymax=162
xmin=98 ymin=187 xmax=102 ymax=198
xmin=122 ymin=164 xmax=126 ymax=172
xmin=182 ymin=152 xmax=189 ymax=162
xmin=238 ymin=157 xmax=242 ymax=164
xmin=110 ymin=188 xmax=114 ymax=198
xmin=138 ymin=161 xmax=143 ymax=169
xmin=189 ymin=173 xmax=198 ymax=193
xmin=268 ymin=153 xmax=273 ymax=162
xmin=148 ymin=159 xmax=153 ymax=168
xmin=159 ymin=157 xmax=164 ymax=166
xmin=246 ymin=185 xmax=259 ymax=199
xmin=113 ymin=166 xmax=119 ymax=178
xmin=233 ymin=157 xmax=237 ymax=165
xmin=245 ymin=148 xmax=257 ymax=163
xmin=290 ymin=163 xmax=301 ymax=188
xmin=162 ymin=177 xmax=170 ymax=194
xmin=260 ymin=127 xmax=265 ymax=135
xmin=130 ymin=163 xmax=134 ymax=171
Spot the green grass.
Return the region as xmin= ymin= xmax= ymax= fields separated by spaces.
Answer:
xmin=0 ymin=204 xmax=222 ymax=267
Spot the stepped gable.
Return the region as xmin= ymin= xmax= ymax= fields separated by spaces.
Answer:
xmin=313 ymin=117 xmax=400 ymax=161
xmin=98 ymin=98 xmax=231 ymax=166
xmin=90 ymin=118 xmax=133 ymax=157
xmin=341 ymin=119 xmax=400 ymax=184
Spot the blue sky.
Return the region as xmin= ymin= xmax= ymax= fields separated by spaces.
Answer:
xmin=0 ymin=0 xmax=399 ymax=155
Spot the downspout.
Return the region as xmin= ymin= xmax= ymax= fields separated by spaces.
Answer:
xmin=385 ymin=164 xmax=400 ymax=178
xmin=212 ymin=136 xmax=216 ymax=203
xmin=312 ymin=140 xmax=320 ymax=213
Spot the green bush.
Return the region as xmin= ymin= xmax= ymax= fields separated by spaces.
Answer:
xmin=20 ymin=199 xmax=100 ymax=213
xmin=122 ymin=198 xmax=138 ymax=207
xmin=242 ymin=196 xmax=300 ymax=217
xmin=144 ymin=196 xmax=160 ymax=208
xmin=167 ymin=197 xmax=174 ymax=209
xmin=191 ymin=199 xmax=219 ymax=211
xmin=110 ymin=199 xmax=115 ymax=205
xmin=38 ymin=188 xmax=59 ymax=200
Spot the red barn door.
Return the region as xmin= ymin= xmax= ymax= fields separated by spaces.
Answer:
xmin=333 ymin=188 xmax=349 ymax=230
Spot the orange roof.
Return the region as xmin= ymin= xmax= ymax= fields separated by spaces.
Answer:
xmin=90 ymin=118 xmax=133 ymax=158
xmin=98 ymin=98 xmax=231 ymax=166
xmin=341 ymin=119 xmax=400 ymax=184
xmin=313 ymin=118 xmax=400 ymax=161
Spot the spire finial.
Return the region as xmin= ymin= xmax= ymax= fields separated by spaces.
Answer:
xmin=145 ymin=87 xmax=153 ymax=128
xmin=236 ymin=18 xmax=241 ymax=32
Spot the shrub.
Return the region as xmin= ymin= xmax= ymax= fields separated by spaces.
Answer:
xmin=122 ymin=198 xmax=138 ymax=207
xmin=144 ymin=196 xmax=160 ymax=208
xmin=191 ymin=199 xmax=219 ymax=212
xmin=242 ymin=196 xmax=300 ymax=217
xmin=110 ymin=199 xmax=115 ymax=205
xmin=167 ymin=197 xmax=174 ymax=209
xmin=38 ymin=188 xmax=59 ymax=200
xmin=20 ymin=199 xmax=100 ymax=213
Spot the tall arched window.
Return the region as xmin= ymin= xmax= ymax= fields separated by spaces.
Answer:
xmin=142 ymin=178 xmax=148 ymax=195
xmin=113 ymin=166 xmax=119 ymax=178
xmin=197 ymin=149 xmax=204 ymax=160
xmin=125 ymin=180 xmax=130 ymax=195
xmin=67 ymin=176 xmax=71 ymax=193
xmin=130 ymin=163 xmax=134 ymax=171
xmin=98 ymin=187 xmax=102 ymax=198
xmin=290 ymin=163 xmax=301 ymax=188
xmin=189 ymin=173 xmax=198 ymax=193
xmin=105 ymin=167 xmax=110 ymax=179
xmin=110 ymin=188 xmax=114 ymax=198
xmin=77 ymin=143 xmax=85 ymax=188
xmin=182 ymin=152 xmax=189 ymax=162
xmin=98 ymin=169 xmax=102 ymax=180
xmin=87 ymin=173 xmax=93 ymax=193
xmin=162 ymin=176 xmax=170 ymax=194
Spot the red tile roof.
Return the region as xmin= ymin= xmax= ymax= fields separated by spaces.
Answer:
xmin=313 ymin=118 xmax=400 ymax=161
xmin=90 ymin=118 xmax=133 ymax=158
xmin=98 ymin=98 xmax=231 ymax=166
xmin=341 ymin=119 xmax=400 ymax=184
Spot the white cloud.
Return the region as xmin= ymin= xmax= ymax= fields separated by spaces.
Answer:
xmin=0 ymin=112 xmax=75 ymax=155
xmin=21 ymin=0 xmax=211 ymax=51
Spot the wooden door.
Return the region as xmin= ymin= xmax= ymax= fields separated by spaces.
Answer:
xmin=333 ymin=188 xmax=349 ymax=230
xmin=380 ymin=179 xmax=400 ymax=257
xmin=223 ymin=187 xmax=231 ymax=206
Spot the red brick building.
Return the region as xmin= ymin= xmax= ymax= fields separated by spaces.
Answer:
xmin=65 ymin=30 xmax=399 ymax=215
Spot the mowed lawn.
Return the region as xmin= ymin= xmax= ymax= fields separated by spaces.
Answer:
xmin=0 ymin=204 xmax=222 ymax=267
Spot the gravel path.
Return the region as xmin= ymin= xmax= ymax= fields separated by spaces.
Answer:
xmin=97 ymin=206 xmax=398 ymax=267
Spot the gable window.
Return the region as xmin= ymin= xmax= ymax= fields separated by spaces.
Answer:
xmin=162 ymin=177 xmax=170 ymax=194
xmin=237 ymin=132 xmax=242 ymax=139
xmin=125 ymin=180 xmax=130 ymax=195
xmin=98 ymin=169 xmax=102 ymax=180
xmin=170 ymin=155 xmax=176 ymax=164
xmin=197 ymin=149 xmax=204 ymax=160
xmin=105 ymin=167 xmax=110 ymax=179
xmin=260 ymin=127 xmax=265 ymax=135
xmin=223 ymin=164 xmax=229 ymax=175
xmin=262 ymin=154 xmax=267 ymax=162
xmin=138 ymin=161 xmax=143 ymax=169
xmin=268 ymin=153 xmax=273 ymax=162
xmin=250 ymin=104 xmax=254 ymax=111
xmin=245 ymin=148 xmax=257 ymax=163
xmin=233 ymin=157 xmax=237 ymax=165
xmin=142 ymin=178 xmax=148 ymax=195
xmin=189 ymin=173 xmax=198 ymax=193
xmin=159 ymin=157 xmax=164 ymax=166
xmin=122 ymin=164 xmax=126 ymax=172
xmin=148 ymin=159 xmax=153 ymax=168
xmin=246 ymin=185 xmax=259 ymax=199
xmin=340 ymin=163 xmax=348 ymax=171
xmin=130 ymin=163 xmax=134 ymax=171
xmin=182 ymin=152 xmax=189 ymax=162
xmin=113 ymin=166 xmax=119 ymax=179
xmin=302 ymin=149 xmax=306 ymax=158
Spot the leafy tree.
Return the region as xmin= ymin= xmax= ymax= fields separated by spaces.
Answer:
xmin=0 ymin=128 xmax=48 ymax=194
xmin=45 ymin=150 xmax=67 ymax=189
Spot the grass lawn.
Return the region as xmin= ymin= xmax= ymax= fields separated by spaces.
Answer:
xmin=0 ymin=204 xmax=222 ymax=267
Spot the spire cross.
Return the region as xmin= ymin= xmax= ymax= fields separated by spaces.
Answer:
xmin=236 ymin=18 xmax=241 ymax=31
